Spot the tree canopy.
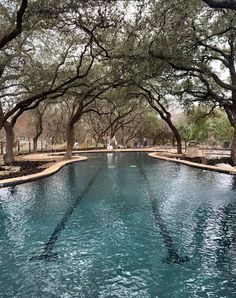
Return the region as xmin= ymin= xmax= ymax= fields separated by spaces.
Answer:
xmin=1 ymin=0 xmax=236 ymax=164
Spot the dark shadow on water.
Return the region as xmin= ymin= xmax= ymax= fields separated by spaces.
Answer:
xmin=137 ymin=163 xmax=189 ymax=265
xmin=9 ymin=185 xmax=17 ymax=195
xmin=231 ymin=176 xmax=236 ymax=191
xmin=30 ymin=167 xmax=102 ymax=261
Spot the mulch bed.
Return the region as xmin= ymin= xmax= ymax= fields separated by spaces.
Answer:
xmin=157 ymin=152 xmax=234 ymax=166
xmin=178 ymin=156 xmax=234 ymax=166
xmin=0 ymin=160 xmax=56 ymax=180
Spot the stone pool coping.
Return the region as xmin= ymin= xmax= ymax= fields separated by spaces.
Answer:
xmin=0 ymin=156 xmax=87 ymax=188
xmin=149 ymin=152 xmax=236 ymax=175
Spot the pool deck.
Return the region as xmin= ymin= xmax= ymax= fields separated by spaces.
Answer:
xmin=0 ymin=155 xmax=87 ymax=188
xmin=149 ymin=152 xmax=236 ymax=175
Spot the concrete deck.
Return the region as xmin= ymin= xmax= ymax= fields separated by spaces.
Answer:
xmin=149 ymin=152 xmax=236 ymax=175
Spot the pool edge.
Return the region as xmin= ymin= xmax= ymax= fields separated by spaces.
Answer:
xmin=0 ymin=156 xmax=88 ymax=188
xmin=149 ymin=152 xmax=236 ymax=175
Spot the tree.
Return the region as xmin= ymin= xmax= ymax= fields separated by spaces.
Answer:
xmin=101 ymin=2 xmax=184 ymax=153
xmin=85 ymin=89 xmax=142 ymax=147
xmin=42 ymin=103 xmax=67 ymax=148
xmin=0 ymin=0 xmax=121 ymax=163
xmin=148 ymin=1 xmax=236 ymax=162
xmin=60 ymin=68 xmax=125 ymax=158
xmin=138 ymin=84 xmax=183 ymax=154
xmin=179 ymin=107 xmax=234 ymax=147
xmin=0 ymin=0 xmax=28 ymax=49
xmin=32 ymin=104 xmax=48 ymax=153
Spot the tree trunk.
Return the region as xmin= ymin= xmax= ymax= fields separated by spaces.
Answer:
xmin=65 ymin=122 xmax=75 ymax=159
xmin=3 ymin=121 xmax=15 ymax=165
xmin=172 ymin=136 xmax=175 ymax=147
xmin=33 ymin=122 xmax=43 ymax=153
xmin=33 ymin=136 xmax=38 ymax=153
xmin=167 ymin=120 xmax=182 ymax=154
xmin=174 ymin=132 xmax=182 ymax=155
xmin=95 ymin=137 xmax=101 ymax=148
xmin=230 ymin=128 xmax=236 ymax=165
xmin=28 ymin=139 xmax=31 ymax=153
xmin=33 ymin=131 xmax=42 ymax=153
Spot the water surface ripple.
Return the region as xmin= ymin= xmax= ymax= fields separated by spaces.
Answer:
xmin=0 ymin=152 xmax=236 ymax=297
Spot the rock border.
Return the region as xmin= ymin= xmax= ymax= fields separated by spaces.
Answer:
xmin=0 ymin=156 xmax=87 ymax=188
xmin=149 ymin=152 xmax=236 ymax=175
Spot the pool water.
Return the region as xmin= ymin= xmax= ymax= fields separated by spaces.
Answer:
xmin=1 ymin=152 xmax=236 ymax=298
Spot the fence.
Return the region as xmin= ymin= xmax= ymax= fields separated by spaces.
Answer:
xmin=133 ymin=138 xmax=154 ymax=148
xmin=0 ymin=139 xmax=53 ymax=155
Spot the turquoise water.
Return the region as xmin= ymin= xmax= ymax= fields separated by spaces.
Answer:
xmin=0 ymin=152 xmax=236 ymax=298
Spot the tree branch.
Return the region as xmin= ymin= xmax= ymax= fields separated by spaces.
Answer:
xmin=0 ymin=0 xmax=28 ymax=49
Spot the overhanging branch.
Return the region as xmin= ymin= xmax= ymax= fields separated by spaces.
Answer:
xmin=0 ymin=0 xmax=28 ymax=49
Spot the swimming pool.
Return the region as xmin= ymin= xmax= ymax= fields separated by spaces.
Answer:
xmin=0 ymin=152 xmax=236 ymax=297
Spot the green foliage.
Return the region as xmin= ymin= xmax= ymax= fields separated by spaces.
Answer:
xmin=179 ymin=108 xmax=233 ymax=145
